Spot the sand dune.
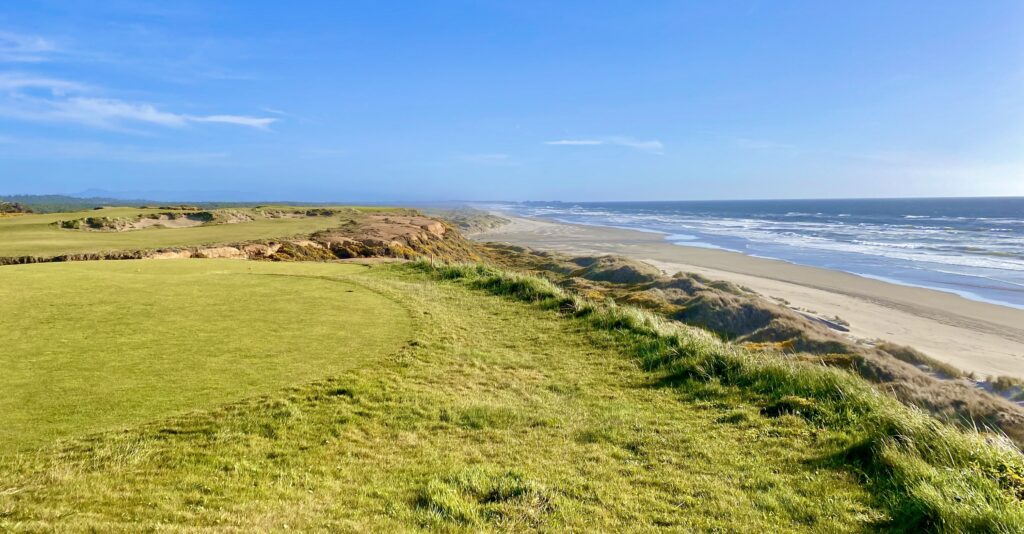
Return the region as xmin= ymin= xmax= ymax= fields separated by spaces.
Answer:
xmin=474 ymin=215 xmax=1024 ymax=379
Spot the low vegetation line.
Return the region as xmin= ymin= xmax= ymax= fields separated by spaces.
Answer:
xmin=409 ymin=259 xmax=1024 ymax=532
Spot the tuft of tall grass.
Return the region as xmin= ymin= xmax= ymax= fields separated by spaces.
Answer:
xmin=426 ymin=261 xmax=568 ymax=307
xmin=416 ymin=467 xmax=554 ymax=527
xmin=876 ymin=341 xmax=967 ymax=379
xmin=410 ymin=259 xmax=1024 ymax=532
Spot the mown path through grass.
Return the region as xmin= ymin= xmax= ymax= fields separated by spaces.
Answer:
xmin=0 ymin=260 xmax=412 ymax=452
xmin=0 ymin=262 xmax=885 ymax=531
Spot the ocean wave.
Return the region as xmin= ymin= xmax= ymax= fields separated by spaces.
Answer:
xmin=518 ymin=206 xmax=1024 ymax=271
xmin=849 ymin=272 xmax=1024 ymax=310
xmin=499 ymin=199 xmax=1024 ymax=307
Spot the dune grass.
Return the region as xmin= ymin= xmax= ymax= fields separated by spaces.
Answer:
xmin=415 ymin=260 xmax=1024 ymax=532
xmin=0 ymin=206 xmax=390 ymax=258
xmin=0 ymin=260 xmax=890 ymax=531
xmin=0 ymin=260 xmax=412 ymax=452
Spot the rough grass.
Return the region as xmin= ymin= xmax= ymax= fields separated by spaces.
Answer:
xmin=411 ymin=260 xmax=1024 ymax=532
xmin=479 ymin=244 xmax=1024 ymax=452
xmin=569 ymin=255 xmax=663 ymax=284
xmin=0 ymin=206 xmax=392 ymax=258
xmin=0 ymin=260 xmax=412 ymax=452
xmin=416 ymin=467 xmax=554 ymax=527
xmin=0 ymin=261 xmax=885 ymax=531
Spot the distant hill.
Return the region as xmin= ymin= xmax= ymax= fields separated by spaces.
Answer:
xmin=0 ymin=195 xmax=146 ymax=213
xmin=0 ymin=194 xmax=336 ymax=214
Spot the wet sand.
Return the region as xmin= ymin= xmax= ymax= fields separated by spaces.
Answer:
xmin=473 ymin=215 xmax=1024 ymax=378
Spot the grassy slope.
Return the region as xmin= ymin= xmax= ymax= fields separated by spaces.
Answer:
xmin=0 ymin=207 xmax=389 ymax=258
xmin=418 ymin=262 xmax=1024 ymax=531
xmin=0 ymin=260 xmax=412 ymax=452
xmin=0 ymin=261 xmax=882 ymax=531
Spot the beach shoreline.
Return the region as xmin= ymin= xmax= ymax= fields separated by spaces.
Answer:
xmin=473 ymin=214 xmax=1024 ymax=379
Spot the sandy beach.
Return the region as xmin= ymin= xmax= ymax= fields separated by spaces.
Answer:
xmin=473 ymin=215 xmax=1024 ymax=379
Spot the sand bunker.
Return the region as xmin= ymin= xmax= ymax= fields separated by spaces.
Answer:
xmin=129 ymin=214 xmax=207 ymax=229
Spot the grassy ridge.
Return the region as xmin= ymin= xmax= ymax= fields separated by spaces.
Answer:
xmin=0 ymin=260 xmax=412 ymax=452
xmin=0 ymin=206 xmax=392 ymax=258
xmin=415 ymin=260 xmax=1024 ymax=532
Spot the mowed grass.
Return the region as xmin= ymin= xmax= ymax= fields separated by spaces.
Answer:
xmin=0 ymin=260 xmax=412 ymax=452
xmin=0 ymin=261 xmax=884 ymax=531
xmin=0 ymin=206 xmax=385 ymax=258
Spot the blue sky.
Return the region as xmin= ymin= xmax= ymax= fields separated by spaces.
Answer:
xmin=1 ymin=1 xmax=1022 ymax=201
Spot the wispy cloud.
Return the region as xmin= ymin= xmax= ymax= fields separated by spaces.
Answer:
xmin=0 ymin=73 xmax=87 ymax=93
xmin=48 ymin=97 xmax=190 ymax=127
xmin=0 ymin=30 xmax=58 ymax=62
xmin=545 ymin=136 xmax=664 ymax=153
xmin=0 ymin=90 xmax=277 ymax=130
xmin=604 ymin=136 xmax=664 ymax=153
xmin=189 ymin=114 xmax=277 ymax=129
xmin=545 ymin=139 xmax=603 ymax=146
xmin=0 ymin=30 xmax=277 ymax=131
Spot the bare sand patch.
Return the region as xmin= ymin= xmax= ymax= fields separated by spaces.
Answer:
xmin=131 ymin=214 xmax=207 ymax=230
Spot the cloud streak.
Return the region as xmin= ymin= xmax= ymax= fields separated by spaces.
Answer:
xmin=545 ymin=139 xmax=603 ymax=146
xmin=50 ymin=97 xmax=190 ymax=127
xmin=189 ymin=114 xmax=277 ymax=129
xmin=0 ymin=82 xmax=277 ymax=130
xmin=0 ymin=73 xmax=87 ymax=93
xmin=0 ymin=30 xmax=58 ymax=62
xmin=545 ymin=136 xmax=663 ymax=153
xmin=0 ymin=31 xmax=277 ymax=131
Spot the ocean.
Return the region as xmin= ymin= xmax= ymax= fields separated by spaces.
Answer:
xmin=493 ymin=197 xmax=1024 ymax=309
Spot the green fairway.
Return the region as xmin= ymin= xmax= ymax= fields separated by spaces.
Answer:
xmin=0 ymin=261 xmax=886 ymax=531
xmin=0 ymin=260 xmax=412 ymax=452
xmin=0 ymin=206 xmax=384 ymax=258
